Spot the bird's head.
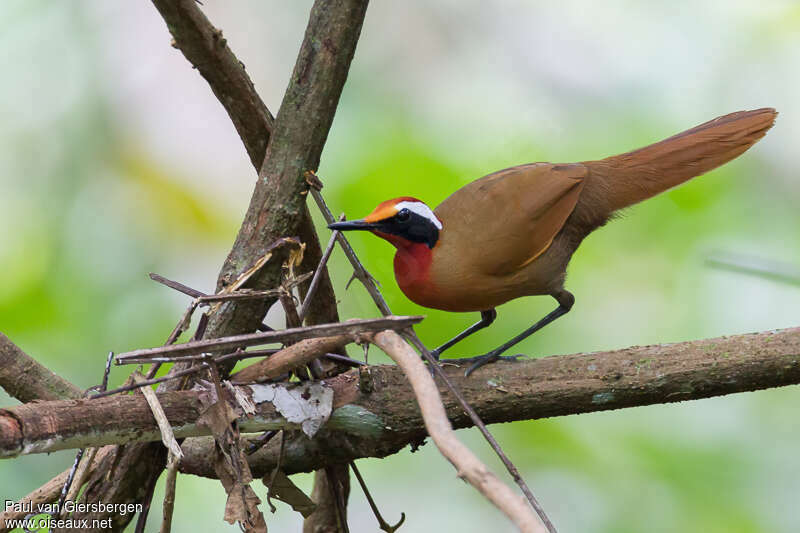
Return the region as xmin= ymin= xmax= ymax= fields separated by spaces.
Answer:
xmin=328 ymin=197 xmax=442 ymax=249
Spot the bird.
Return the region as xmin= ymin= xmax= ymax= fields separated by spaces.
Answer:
xmin=329 ymin=108 xmax=777 ymax=375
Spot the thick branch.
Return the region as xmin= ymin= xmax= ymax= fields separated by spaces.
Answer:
xmin=230 ymin=335 xmax=352 ymax=383
xmin=4 ymin=328 xmax=797 ymax=466
xmin=0 ymin=388 xmax=301 ymax=458
xmin=0 ymin=334 xmax=86 ymax=532
xmin=0 ymin=333 xmax=82 ymax=403
xmin=208 ymin=0 xmax=369 ymax=339
xmin=182 ymin=327 xmax=800 ymax=477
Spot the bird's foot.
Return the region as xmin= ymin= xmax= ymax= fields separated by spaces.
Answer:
xmin=464 ymin=353 xmax=521 ymax=377
xmin=429 ymin=348 xmax=441 ymax=361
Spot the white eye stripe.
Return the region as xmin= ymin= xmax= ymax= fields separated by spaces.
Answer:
xmin=396 ymin=201 xmax=443 ymax=230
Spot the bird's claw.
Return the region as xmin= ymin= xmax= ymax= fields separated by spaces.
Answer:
xmin=464 ymin=353 xmax=521 ymax=377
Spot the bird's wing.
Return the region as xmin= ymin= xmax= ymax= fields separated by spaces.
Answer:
xmin=435 ymin=163 xmax=586 ymax=277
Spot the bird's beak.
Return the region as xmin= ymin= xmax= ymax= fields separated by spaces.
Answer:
xmin=328 ymin=219 xmax=375 ymax=232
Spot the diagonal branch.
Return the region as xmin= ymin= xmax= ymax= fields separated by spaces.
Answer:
xmin=0 ymin=333 xmax=91 ymax=532
xmin=0 ymin=333 xmax=82 ymax=403
xmin=150 ymin=0 xmax=274 ymax=169
xmin=206 ymin=0 xmax=370 ymax=341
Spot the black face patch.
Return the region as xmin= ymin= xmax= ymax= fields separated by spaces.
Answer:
xmin=373 ymin=208 xmax=439 ymax=248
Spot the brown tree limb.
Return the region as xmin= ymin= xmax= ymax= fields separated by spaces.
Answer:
xmin=3 ymin=327 xmax=797 ymax=464
xmin=207 ymin=0 xmax=369 ymax=341
xmin=181 ymin=326 xmax=800 ymax=477
xmin=368 ymin=330 xmax=545 ymax=533
xmin=0 ymin=343 xmax=102 ymax=533
xmin=0 ymin=333 xmax=83 ymax=403
xmin=229 ymin=335 xmax=353 ymax=383
xmin=0 ymin=386 xmax=309 ymax=458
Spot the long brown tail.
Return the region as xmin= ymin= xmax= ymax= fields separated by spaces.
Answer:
xmin=581 ymin=108 xmax=777 ymax=218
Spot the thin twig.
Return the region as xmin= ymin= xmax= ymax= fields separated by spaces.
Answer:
xmin=298 ymin=226 xmax=341 ymax=323
xmin=148 ymin=272 xmax=272 ymax=333
xmin=279 ymin=289 xmax=315 ymax=383
xmin=193 ymin=312 xmax=209 ymax=341
xmin=323 ymin=352 xmax=366 ymax=367
xmin=149 ymin=272 xmax=206 ymax=298
xmin=197 ymin=284 xmax=308 ymax=304
xmin=91 ymin=363 xmax=211 ymax=399
xmin=160 ymin=452 xmax=180 ymax=533
xmin=309 ymin=184 xmax=391 ymax=315
xmin=132 ymin=372 xmax=184 ymax=460
xmin=134 ymin=476 xmax=158 ymax=533
xmin=369 ymin=330 xmax=545 ymax=533
xmin=56 ymin=449 xmax=85 ymax=519
xmin=350 ymin=462 xmax=405 ymax=532
xmin=245 ymin=430 xmax=278 ymax=456
xmin=706 ymin=251 xmax=800 ymax=286
xmin=120 ymin=348 xmax=365 ymax=367
xmin=91 ymin=345 xmax=362 ymax=399
xmin=116 ymin=316 xmax=423 ymax=363
xmin=65 ymin=447 xmax=99 ymax=504
xmin=264 ymin=430 xmax=286 ymax=513
xmin=101 ymin=351 xmax=114 ymax=392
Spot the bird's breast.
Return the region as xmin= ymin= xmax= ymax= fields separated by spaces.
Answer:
xmin=393 ymin=244 xmax=441 ymax=308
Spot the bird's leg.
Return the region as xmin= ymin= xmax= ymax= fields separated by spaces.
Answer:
xmin=465 ymin=290 xmax=574 ymax=376
xmin=430 ymin=309 xmax=497 ymax=360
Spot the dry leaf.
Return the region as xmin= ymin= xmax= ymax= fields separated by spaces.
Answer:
xmin=197 ymin=399 xmax=239 ymax=438
xmin=264 ymin=470 xmax=317 ymax=518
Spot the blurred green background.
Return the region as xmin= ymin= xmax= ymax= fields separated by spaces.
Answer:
xmin=2 ymin=1 xmax=799 ymax=531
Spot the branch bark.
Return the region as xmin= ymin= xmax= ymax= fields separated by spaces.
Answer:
xmin=0 ymin=333 xmax=83 ymax=403
xmin=207 ymin=0 xmax=369 ymax=340
xmin=4 ymin=327 xmax=797 ymax=466
xmin=181 ymin=327 xmax=800 ymax=477
xmin=0 ymin=334 xmax=93 ymax=533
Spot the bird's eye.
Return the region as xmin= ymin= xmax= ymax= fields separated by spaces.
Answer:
xmin=396 ymin=208 xmax=411 ymax=222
